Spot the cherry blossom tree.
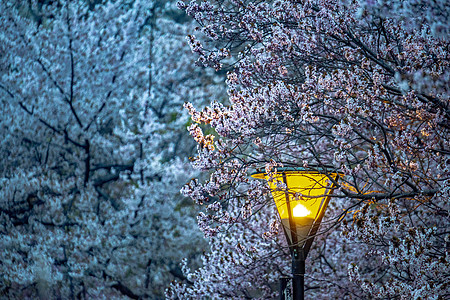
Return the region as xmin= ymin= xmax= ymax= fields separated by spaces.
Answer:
xmin=169 ymin=0 xmax=449 ymax=298
xmin=0 ymin=0 xmax=225 ymax=298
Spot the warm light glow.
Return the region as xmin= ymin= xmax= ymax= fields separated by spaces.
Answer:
xmin=251 ymin=171 xmax=335 ymax=221
xmin=292 ymin=203 xmax=310 ymax=217
xmin=251 ymin=169 xmax=339 ymax=248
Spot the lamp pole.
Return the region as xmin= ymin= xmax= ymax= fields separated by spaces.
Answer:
xmin=252 ymin=167 xmax=339 ymax=300
xmin=279 ymin=277 xmax=289 ymax=300
xmin=292 ymin=251 xmax=305 ymax=300
xmin=283 ymin=172 xmax=305 ymax=300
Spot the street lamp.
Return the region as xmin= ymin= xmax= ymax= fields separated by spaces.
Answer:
xmin=252 ymin=167 xmax=339 ymax=300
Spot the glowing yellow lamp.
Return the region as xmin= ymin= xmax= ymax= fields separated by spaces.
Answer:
xmin=293 ymin=203 xmax=310 ymax=217
xmin=252 ymin=169 xmax=338 ymax=248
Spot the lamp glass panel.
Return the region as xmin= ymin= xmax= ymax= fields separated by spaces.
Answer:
xmin=256 ymin=172 xmax=332 ymax=220
xmin=252 ymin=171 xmax=337 ymax=246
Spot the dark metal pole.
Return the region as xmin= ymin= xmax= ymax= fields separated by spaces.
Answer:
xmin=279 ymin=277 xmax=289 ymax=300
xmin=292 ymin=256 xmax=305 ymax=300
xmin=282 ymin=173 xmax=306 ymax=300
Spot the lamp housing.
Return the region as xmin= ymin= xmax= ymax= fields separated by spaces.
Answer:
xmin=252 ymin=168 xmax=338 ymax=252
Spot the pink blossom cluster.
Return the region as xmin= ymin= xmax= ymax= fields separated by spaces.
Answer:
xmin=171 ymin=0 xmax=449 ymax=298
